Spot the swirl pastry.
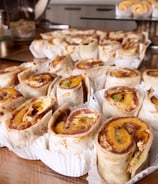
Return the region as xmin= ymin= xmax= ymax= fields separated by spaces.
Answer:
xmin=74 ymin=59 xmax=107 ymax=91
xmin=96 ymin=116 xmax=153 ymax=184
xmin=105 ymin=66 xmax=141 ymax=89
xmin=56 ymin=74 xmax=91 ymax=106
xmin=103 ymin=86 xmax=142 ymax=118
xmin=131 ymin=1 xmax=152 ymax=17
xmin=98 ymin=40 xmax=121 ymax=64
xmin=48 ymin=104 xmax=101 ymax=154
xmin=48 ymin=55 xmax=73 ymax=77
xmin=138 ymin=89 xmax=158 ymax=130
xmin=29 ymin=39 xmax=62 ymax=59
xmin=142 ymin=69 xmax=158 ymax=90
xmin=79 ymin=36 xmax=98 ymax=60
xmin=0 ymin=87 xmax=25 ymax=111
xmin=117 ymin=39 xmax=140 ymax=59
xmin=47 ymin=104 xmax=101 ymax=176
xmin=117 ymin=0 xmax=134 ymax=11
xmin=18 ymin=69 xmax=58 ymax=98
xmin=6 ymin=96 xmax=57 ymax=148
xmin=0 ymin=66 xmax=25 ymax=88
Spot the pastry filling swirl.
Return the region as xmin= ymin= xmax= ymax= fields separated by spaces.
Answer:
xmin=110 ymin=68 xmax=138 ymax=78
xmin=76 ymin=59 xmax=104 ymax=70
xmin=25 ymin=73 xmax=55 ymax=88
xmin=9 ymin=97 xmax=54 ymax=130
xmin=105 ymin=87 xmax=139 ymax=112
xmin=98 ymin=117 xmax=150 ymax=154
xmin=0 ymin=87 xmax=22 ymax=104
xmin=53 ymin=108 xmax=99 ymax=135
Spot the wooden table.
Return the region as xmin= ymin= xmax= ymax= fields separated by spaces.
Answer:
xmin=1 ymin=31 xmax=158 ymax=184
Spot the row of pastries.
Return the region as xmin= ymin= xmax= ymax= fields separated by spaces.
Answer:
xmin=0 ymin=29 xmax=157 ymax=184
xmin=30 ymin=28 xmax=150 ymax=69
xmin=116 ymin=0 xmax=158 ymax=18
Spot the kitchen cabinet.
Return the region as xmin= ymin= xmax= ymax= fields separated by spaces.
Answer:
xmin=46 ymin=4 xmax=136 ymax=31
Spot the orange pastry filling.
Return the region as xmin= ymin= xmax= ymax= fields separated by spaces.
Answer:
xmin=59 ymin=75 xmax=83 ymax=89
xmin=98 ymin=117 xmax=150 ymax=154
xmin=53 ymin=108 xmax=99 ymax=135
xmin=151 ymin=96 xmax=158 ymax=106
xmin=147 ymin=70 xmax=158 ymax=76
xmin=0 ymin=87 xmax=22 ymax=104
xmin=76 ymin=59 xmax=104 ymax=69
xmin=25 ymin=73 xmax=54 ymax=88
xmin=52 ymin=56 xmax=65 ymax=67
xmin=9 ymin=97 xmax=54 ymax=130
xmin=105 ymin=87 xmax=138 ymax=112
xmin=110 ymin=68 xmax=138 ymax=77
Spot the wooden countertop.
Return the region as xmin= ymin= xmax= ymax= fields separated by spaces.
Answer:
xmin=1 ymin=30 xmax=158 ymax=184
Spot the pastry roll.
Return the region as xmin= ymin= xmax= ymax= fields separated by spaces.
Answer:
xmin=6 ymin=96 xmax=57 ymax=148
xmin=79 ymin=36 xmax=98 ymax=60
xmin=105 ymin=66 xmax=141 ymax=89
xmin=48 ymin=55 xmax=74 ymax=77
xmin=103 ymin=86 xmax=142 ymax=118
xmin=47 ymin=104 xmax=101 ymax=176
xmin=131 ymin=1 xmax=152 ymax=17
xmin=115 ymin=39 xmax=142 ymax=68
xmin=0 ymin=87 xmax=25 ymax=111
xmin=18 ymin=69 xmax=58 ymax=98
xmin=138 ymin=89 xmax=158 ymax=130
xmin=0 ymin=87 xmax=25 ymax=147
xmin=29 ymin=39 xmax=62 ymax=59
xmin=48 ymin=104 xmax=102 ymax=154
xmin=108 ymin=31 xmax=125 ymax=42
xmin=142 ymin=69 xmax=158 ymax=91
xmin=56 ymin=74 xmax=91 ymax=106
xmin=95 ymin=116 xmax=153 ymax=184
xmin=98 ymin=40 xmax=121 ymax=64
xmin=63 ymin=42 xmax=80 ymax=62
xmin=73 ymin=59 xmax=108 ymax=91
xmin=116 ymin=0 xmax=134 ymax=17
xmin=0 ymin=66 xmax=25 ymax=88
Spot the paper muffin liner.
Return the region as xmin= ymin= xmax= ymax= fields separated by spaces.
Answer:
xmin=87 ymin=130 xmax=158 ymax=184
xmin=0 ymin=122 xmax=11 ymax=148
xmin=8 ymin=133 xmax=48 ymax=160
xmin=114 ymin=57 xmax=142 ymax=69
xmin=35 ymin=141 xmax=92 ymax=177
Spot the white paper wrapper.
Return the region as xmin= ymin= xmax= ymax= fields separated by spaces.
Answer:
xmin=114 ymin=58 xmax=142 ymax=69
xmin=87 ymin=130 xmax=158 ymax=184
xmin=8 ymin=134 xmax=47 ymax=160
xmin=35 ymin=140 xmax=91 ymax=177
xmin=0 ymin=121 xmax=11 ymax=149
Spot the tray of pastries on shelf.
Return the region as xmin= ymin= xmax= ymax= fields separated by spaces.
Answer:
xmin=116 ymin=0 xmax=158 ymax=18
xmin=1 ymin=28 xmax=158 ymax=184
